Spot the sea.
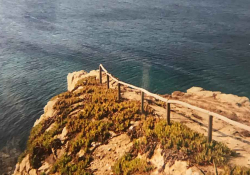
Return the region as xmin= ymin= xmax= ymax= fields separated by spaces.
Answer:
xmin=0 ymin=0 xmax=250 ymax=167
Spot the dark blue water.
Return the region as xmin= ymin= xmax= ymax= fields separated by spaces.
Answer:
xmin=1 ymin=0 xmax=250 ymax=151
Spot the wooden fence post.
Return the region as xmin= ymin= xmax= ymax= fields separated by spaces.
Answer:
xmin=208 ymin=115 xmax=213 ymax=143
xmin=166 ymin=103 xmax=171 ymax=125
xmin=117 ymin=83 xmax=121 ymax=101
xmin=99 ymin=66 xmax=102 ymax=84
xmin=141 ymin=91 xmax=144 ymax=113
xmin=107 ymin=74 xmax=109 ymax=89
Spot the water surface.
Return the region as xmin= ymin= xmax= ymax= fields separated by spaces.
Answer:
xmin=1 ymin=0 xmax=250 ymax=154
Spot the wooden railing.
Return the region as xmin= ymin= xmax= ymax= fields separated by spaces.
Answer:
xmin=99 ymin=64 xmax=250 ymax=142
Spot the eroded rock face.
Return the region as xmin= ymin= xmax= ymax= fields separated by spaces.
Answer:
xmin=172 ymin=86 xmax=250 ymax=125
xmin=67 ymin=70 xmax=87 ymax=91
xmin=34 ymin=98 xmax=58 ymax=127
xmin=186 ymin=86 xmax=250 ymax=106
xmin=13 ymin=155 xmax=34 ymax=175
xmin=67 ymin=70 xmax=101 ymax=92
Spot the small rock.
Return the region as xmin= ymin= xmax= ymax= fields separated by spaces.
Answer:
xmin=58 ymin=127 xmax=68 ymax=141
xmin=77 ymin=149 xmax=86 ymax=158
xmin=109 ymin=131 xmax=117 ymax=138
xmin=91 ymin=142 xmax=101 ymax=147
xmin=129 ymin=126 xmax=134 ymax=131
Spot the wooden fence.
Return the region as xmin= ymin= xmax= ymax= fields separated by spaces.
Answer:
xmin=99 ymin=64 xmax=250 ymax=142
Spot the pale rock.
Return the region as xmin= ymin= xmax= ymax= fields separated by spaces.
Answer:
xmin=129 ymin=125 xmax=134 ymax=131
xmin=186 ymin=169 xmax=192 ymax=175
xmin=13 ymin=163 xmax=20 ymax=174
xmin=91 ymin=142 xmax=101 ymax=147
xmin=58 ymin=127 xmax=68 ymax=141
xmin=65 ymin=141 xmax=69 ymax=149
xmin=38 ymin=162 xmax=51 ymax=173
xmin=109 ymin=131 xmax=117 ymax=138
xmin=77 ymin=149 xmax=86 ymax=157
xmin=187 ymin=87 xmax=204 ymax=94
xmin=25 ymin=159 xmax=31 ymax=172
xmin=187 ymin=87 xmax=250 ymax=106
xmin=67 ymin=70 xmax=87 ymax=91
xmin=19 ymin=155 xmax=29 ymax=173
xmin=67 ymin=70 xmax=100 ymax=91
xmin=130 ymin=121 xmax=135 ymax=125
xmin=187 ymin=87 xmax=217 ymax=98
xmin=34 ymin=98 xmax=58 ymax=127
xmin=216 ymin=93 xmax=250 ymax=105
xmin=164 ymin=161 xmax=189 ymax=175
xmin=150 ymin=145 xmax=164 ymax=174
xmin=29 ymin=169 xmax=37 ymax=175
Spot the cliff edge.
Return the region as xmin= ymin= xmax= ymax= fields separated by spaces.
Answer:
xmin=13 ymin=69 xmax=250 ymax=175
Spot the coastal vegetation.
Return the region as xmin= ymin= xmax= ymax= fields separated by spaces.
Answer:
xmin=18 ymin=76 xmax=250 ymax=174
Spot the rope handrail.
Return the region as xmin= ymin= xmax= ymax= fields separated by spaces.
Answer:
xmin=100 ymin=64 xmax=250 ymax=132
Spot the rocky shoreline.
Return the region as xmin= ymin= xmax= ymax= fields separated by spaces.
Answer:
xmin=8 ymin=69 xmax=250 ymax=175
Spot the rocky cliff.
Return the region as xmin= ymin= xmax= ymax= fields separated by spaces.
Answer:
xmin=13 ymin=69 xmax=250 ymax=175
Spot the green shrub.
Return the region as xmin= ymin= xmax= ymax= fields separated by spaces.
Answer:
xmin=18 ymin=76 xmax=246 ymax=174
xmin=112 ymin=153 xmax=153 ymax=175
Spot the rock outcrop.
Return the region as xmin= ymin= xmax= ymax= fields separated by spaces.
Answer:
xmin=67 ymin=70 xmax=101 ymax=91
xmin=13 ymin=70 xmax=250 ymax=175
xmin=171 ymin=86 xmax=250 ymax=125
